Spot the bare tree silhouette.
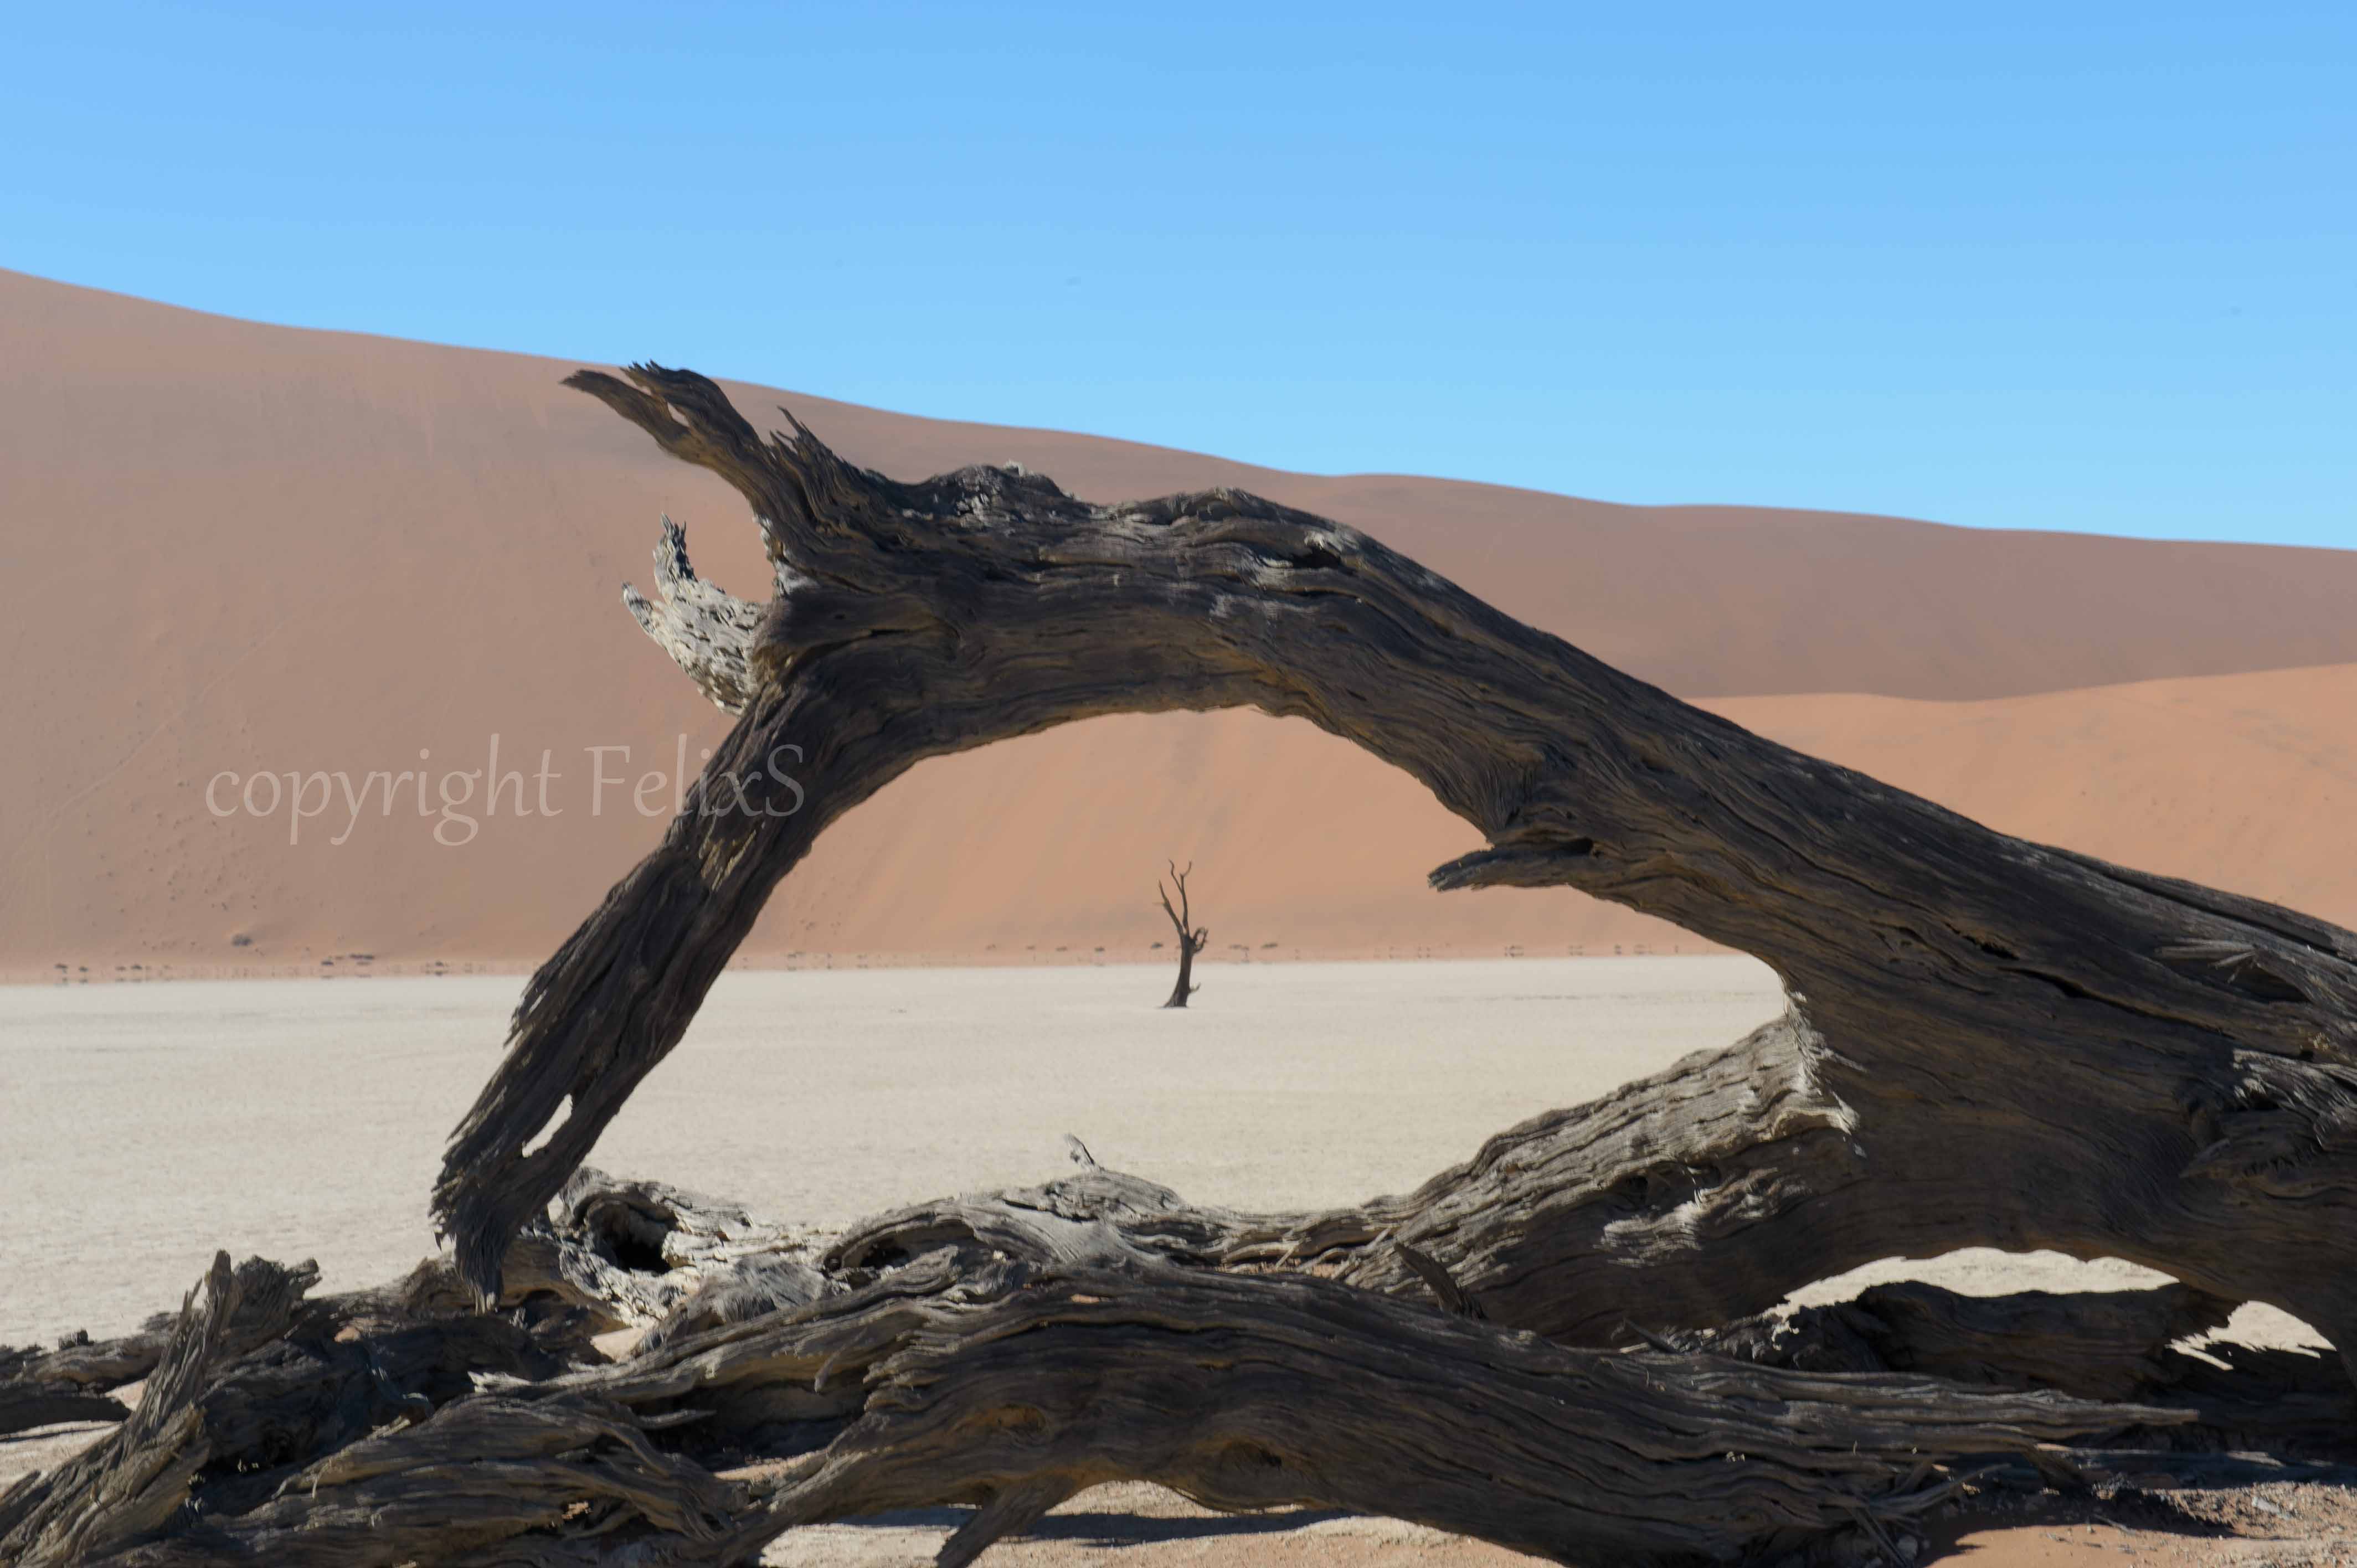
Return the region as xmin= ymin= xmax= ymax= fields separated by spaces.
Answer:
xmin=1156 ymin=861 xmax=1208 ymax=1009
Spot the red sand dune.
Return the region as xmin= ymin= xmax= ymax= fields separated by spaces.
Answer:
xmin=4 ymin=267 xmax=2353 ymax=978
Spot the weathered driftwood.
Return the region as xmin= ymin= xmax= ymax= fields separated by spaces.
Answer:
xmin=3 ymin=1180 xmax=2193 ymax=1567
xmin=628 ymin=1258 xmax=2170 ymax=1568
xmin=434 ymin=367 xmax=2357 ymax=1391
xmin=32 ymin=1159 xmax=2357 ymax=1562
xmin=1686 ymin=1281 xmax=2238 ymax=1403
xmin=0 ymin=1262 xmax=320 ymax=1446
xmin=826 ymin=1015 xmax=1865 ymax=1342
xmin=1677 ymin=1280 xmax=2357 ymax=1452
xmin=0 ymin=1167 xmax=773 ymax=1436
xmin=0 ymin=1256 xmax=311 ymax=1564
xmin=0 ymin=1386 xmax=128 ymax=1440
xmin=0 ymin=1254 xmax=609 ymax=1561
xmin=823 ymin=1143 xmax=2357 ymax=1449
xmin=27 ymin=363 xmax=2353 ymax=1560
xmin=502 ymin=1165 xmax=828 ymax=1334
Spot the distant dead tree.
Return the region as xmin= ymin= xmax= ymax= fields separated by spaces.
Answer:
xmin=1156 ymin=860 xmax=1208 ymax=1008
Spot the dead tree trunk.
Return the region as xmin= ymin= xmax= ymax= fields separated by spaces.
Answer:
xmin=5 ymin=1174 xmax=2209 ymax=1568
xmin=23 ymin=1159 xmax=2355 ymax=1563
xmin=434 ymin=365 xmax=2357 ymax=1388
xmin=21 ymin=365 xmax=2357 ymax=1564
xmin=1157 ymin=860 xmax=1207 ymax=1008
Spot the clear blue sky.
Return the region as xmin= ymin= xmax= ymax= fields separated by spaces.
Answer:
xmin=8 ymin=3 xmax=2351 ymax=546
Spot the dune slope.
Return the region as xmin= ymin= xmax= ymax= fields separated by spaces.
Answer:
xmin=4 ymin=269 xmax=2354 ymax=976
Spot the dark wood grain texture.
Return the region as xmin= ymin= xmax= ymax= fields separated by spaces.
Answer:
xmin=435 ymin=366 xmax=2357 ymax=1375
xmin=3 ymin=1185 xmax=2189 ymax=1567
xmin=19 ymin=364 xmax=2353 ymax=1564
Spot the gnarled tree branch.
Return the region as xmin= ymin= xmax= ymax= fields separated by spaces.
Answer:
xmin=6 ymin=1178 xmax=2199 ymax=1567
xmin=434 ymin=366 xmax=2357 ymax=1384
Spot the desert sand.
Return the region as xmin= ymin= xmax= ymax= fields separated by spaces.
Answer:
xmin=0 ymin=959 xmax=1797 ymax=1345
xmin=8 ymin=266 xmax=2357 ymax=982
xmin=2 ymin=962 xmax=2341 ymax=1566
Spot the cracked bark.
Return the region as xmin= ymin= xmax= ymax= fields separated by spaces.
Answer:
xmin=434 ymin=366 xmax=2357 ymax=1379
xmin=18 ymin=1164 xmax=2352 ymax=1564
xmin=4 ymin=1183 xmax=2202 ymax=1568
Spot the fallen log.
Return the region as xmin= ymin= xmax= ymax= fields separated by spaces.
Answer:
xmin=435 ymin=367 xmax=2356 ymax=1384
xmin=0 ymin=1250 xmax=588 ymax=1564
xmin=0 ymin=1168 xmax=742 ymax=1431
xmin=0 ymin=1256 xmax=309 ymax=1564
xmin=0 ymin=1386 xmax=128 ymax=1441
xmin=37 ymin=1158 xmax=2357 ymax=1562
xmin=1685 ymin=1280 xmax=2238 ymax=1402
xmin=807 ymin=1141 xmax=2357 ymax=1452
xmin=0 ymin=1262 xmax=320 ymax=1446
xmin=1681 ymin=1280 xmax=2357 ymax=1454
xmin=1 ymin=1225 xmax=2186 ymax=1566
